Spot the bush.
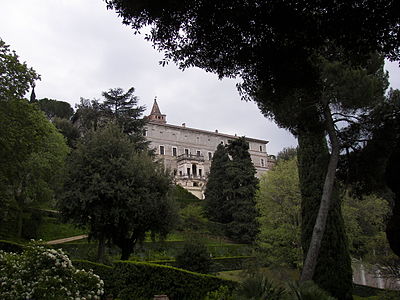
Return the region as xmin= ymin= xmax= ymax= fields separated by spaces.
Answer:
xmin=0 ymin=240 xmax=24 ymax=253
xmin=111 ymin=260 xmax=237 ymax=300
xmin=175 ymin=240 xmax=212 ymax=273
xmin=237 ymin=274 xmax=286 ymax=300
xmin=0 ymin=242 xmax=104 ymax=299
xmin=287 ymin=281 xmax=336 ymax=300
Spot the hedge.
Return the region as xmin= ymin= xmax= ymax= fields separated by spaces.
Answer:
xmin=112 ymin=261 xmax=237 ymax=300
xmin=71 ymin=259 xmax=237 ymax=299
xmin=0 ymin=240 xmax=24 ymax=253
xmin=148 ymin=256 xmax=257 ymax=272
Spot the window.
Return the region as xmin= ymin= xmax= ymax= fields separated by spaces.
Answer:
xmin=185 ymin=148 xmax=189 ymax=156
xmin=172 ymin=147 xmax=177 ymax=157
xmin=199 ymin=169 xmax=202 ymax=177
xmin=259 ymin=145 xmax=263 ymax=152
xmin=220 ymin=140 xmax=224 ymax=145
xmin=261 ymin=158 xmax=265 ymax=167
xmin=143 ymin=129 xmax=147 ymax=136
xmin=208 ymin=152 xmax=212 ymax=160
xmin=196 ymin=150 xmax=201 ymax=156
xmin=159 ymin=145 xmax=165 ymax=155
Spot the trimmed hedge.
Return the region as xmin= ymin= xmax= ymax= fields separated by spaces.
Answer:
xmin=71 ymin=259 xmax=237 ymax=299
xmin=149 ymin=256 xmax=256 ymax=272
xmin=112 ymin=261 xmax=237 ymax=300
xmin=0 ymin=240 xmax=24 ymax=253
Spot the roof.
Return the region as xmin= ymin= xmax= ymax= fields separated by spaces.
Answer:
xmin=147 ymin=121 xmax=269 ymax=144
xmin=150 ymin=99 xmax=162 ymax=115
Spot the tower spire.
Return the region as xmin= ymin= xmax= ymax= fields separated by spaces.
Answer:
xmin=148 ymin=97 xmax=167 ymax=123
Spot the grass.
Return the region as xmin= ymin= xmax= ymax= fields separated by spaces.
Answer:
xmin=38 ymin=217 xmax=87 ymax=241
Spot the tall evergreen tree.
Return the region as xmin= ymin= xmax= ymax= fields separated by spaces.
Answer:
xmin=204 ymin=144 xmax=230 ymax=223
xmin=225 ymin=137 xmax=260 ymax=243
xmin=205 ymin=138 xmax=259 ymax=243
xmin=102 ymin=87 xmax=147 ymax=139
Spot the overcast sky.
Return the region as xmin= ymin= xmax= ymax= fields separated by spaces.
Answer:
xmin=1 ymin=0 xmax=399 ymax=155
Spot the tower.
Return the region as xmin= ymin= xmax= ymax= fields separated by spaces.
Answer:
xmin=148 ymin=97 xmax=167 ymax=124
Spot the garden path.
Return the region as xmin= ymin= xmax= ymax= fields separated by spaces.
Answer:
xmin=46 ymin=234 xmax=88 ymax=245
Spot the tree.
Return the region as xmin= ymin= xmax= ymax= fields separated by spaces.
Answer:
xmin=205 ymin=138 xmax=259 ymax=243
xmin=101 ymin=87 xmax=148 ymax=149
xmin=175 ymin=239 xmax=212 ymax=274
xmin=225 ymin=137 xmax=259 ymax=243
xmin=37 ymin=98 xmax=74 ymax=120
xmin=256 ymin=157 xmax=302 ymax=268
xmin=204 ymin=144 xmax=230 ymax=223
xmin=72 ymin=97 xmax=104 ymax=133
xmin=104 ymin=2 xmax=399 ymax=297
xmin=0 ymin=39 xmax=40 ymax=99
xmin=59 ymin=124 xmax=177 ymax=261
xmin=342 ymin=193 xmax=390 ymax=259
xmin=276 ymin=147 xmax=297 ymax=162
xmin=0 ymin=99 xmax=69 ymax=237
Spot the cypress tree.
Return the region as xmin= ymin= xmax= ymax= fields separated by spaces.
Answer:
xmin=297 ymin=110 xmax=352 ymax=300
xmin=205 ymin=138 xmax=260 ymax=243
xmin=204 ymin=144 xmax=230 ymax=223
xmin=225 ymin=137 xmax=260 ymax=243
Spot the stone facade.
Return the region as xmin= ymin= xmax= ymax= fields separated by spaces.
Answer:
xmin=145 ymin=100 xmax=275 ymax=199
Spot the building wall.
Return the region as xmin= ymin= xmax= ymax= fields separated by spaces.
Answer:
xmin=145 ymin=121 xmax=274 ymax=198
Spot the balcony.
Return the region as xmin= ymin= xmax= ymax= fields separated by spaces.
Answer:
xmin=176 ymin=174 xmax=206 ymax=180
xmin=177 ymin=153 xmax=205 ymax=162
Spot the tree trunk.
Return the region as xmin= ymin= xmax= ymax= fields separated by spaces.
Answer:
xmin=300 ymin=102 xmax=340 ymax=282
xmin=97 ymin=234 xmax=106 ymax=263
xmin=120 ymin=238 xmax=135 ymax=260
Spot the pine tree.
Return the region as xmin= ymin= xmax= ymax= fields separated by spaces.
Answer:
xmin=101 ymin=87 xmax=148 ymax=149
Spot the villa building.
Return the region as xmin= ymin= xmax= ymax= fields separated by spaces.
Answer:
xmin=145 ymin=99 xmax=275 ymax=199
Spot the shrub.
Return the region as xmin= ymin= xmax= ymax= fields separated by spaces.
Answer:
xmin=0 ymin=242 xmax=104 ymax=299
xmin=203 ymin=285 xmax=235 ymax=300
xmin=111 ymin=260 xmax=237 ymax=300
xmin=237 ymin=274 xmax=286 ymax=300
xmin=175 ymin=239 xmax=212 ymax=273
xmin=287 ymin=281 xmax=336 ymax=300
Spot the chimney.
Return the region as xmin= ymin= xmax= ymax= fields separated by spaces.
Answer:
xmin=182 ymin=123 xmax=186 ymax=127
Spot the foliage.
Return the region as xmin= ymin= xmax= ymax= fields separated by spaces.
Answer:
xmin=179 ymin=204 xmax=208 ymax=232
xmin=101 ymin=87 xmax=146 ymax=135
xmin=0 ymin=243 xmax=104 ymax=300
xmin=175 ymin=239 xmax=212 ymax=273
xmin=205 ymin=143 xmax=231 ymax=222
xmin=297 ymin=130 xmax=353 ymax=300
xmin=236 ymin=274 xmax=286 ymax=300
xmin=37 ymin=217 xmax=86 ymax=241
xmin=0 ymin=98 xmax=69 ymax=237
xmin=37 ymin=98 xmax=74 ymax=120
xmin=59 ymin=123 xmax=177 ymax=261
xmin=52 ymin=117 xmax=81 ymax=148
xmin=256 ymin=157 xmax=302 ymax=268
xmin=105 ymin=2 xmax=399 ymax=292
xmin=203 ymin=285 xmax=235 ymax=300
xmin=172 ymin=184 xmax=201 ymax=208
xmin=287 ymin=280 xmax=336 ymax=300
xmin=73 ymin=87 xmax=148 ymax=149
xmin=342 ymin=193 xmax=390 ymax=258
xmin=110 ymin=260 xmax=237 ymax=300
xmin=72 ymin=98 xmax=103 ymax=133
xmin=0 ymin=38 xmax=40 ymax=99
xmin=205 ymin=138 xmax=259 ymax=243
xmin=276 ymin=147 xmax=298 ymax=162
